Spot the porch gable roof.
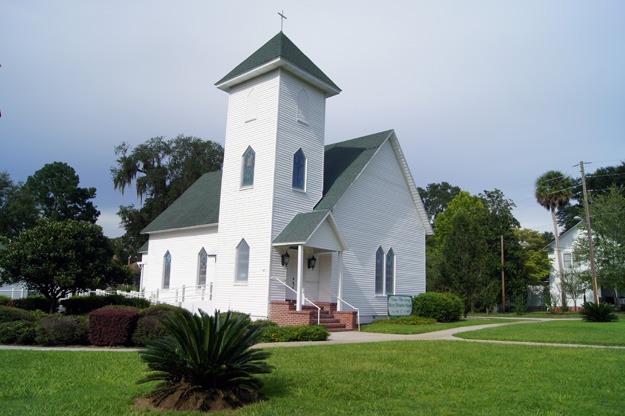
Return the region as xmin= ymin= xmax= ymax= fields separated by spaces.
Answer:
xmin=273 ymin=209 xmax=348 ymax=251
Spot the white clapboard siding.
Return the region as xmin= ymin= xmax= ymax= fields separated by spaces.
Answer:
xmin=142 ymin=226 xmax=218 ymax=293
xmin=331 ymin=138 xmax=427 ymax=322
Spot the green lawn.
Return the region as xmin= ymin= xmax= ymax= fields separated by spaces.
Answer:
xmin=1 ymin=341 xmax=624 ymax=415
xmin=457 ymin=319 xmax=625 ymax=346
xmin=362 ymin=318 xmax=516 ymax=334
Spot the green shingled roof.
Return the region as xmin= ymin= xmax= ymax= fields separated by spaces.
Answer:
xmin=142 ymin=170 xmax=222 ymax=233
xmin=273 ymin=210 xmax=332 ymax=245
xmin=215 ymin=31 xmax=340 ymax=96
xmin=315 ymin=130 xmax=393 ymax=211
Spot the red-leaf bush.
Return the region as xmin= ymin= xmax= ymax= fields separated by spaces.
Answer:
xmin=88 ymin=307 xmax=139 ymax=346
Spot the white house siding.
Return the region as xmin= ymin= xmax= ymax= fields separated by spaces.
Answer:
xmin=214 ymin=71 xmax=281 ymax=319
xmin=142 ymin=226 xmax=218 ymax=293
xmin=330 ymin=138 xmax=426 ymax=322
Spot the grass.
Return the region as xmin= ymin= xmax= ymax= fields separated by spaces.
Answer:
xmin=1 ymin=342 xmax=624 ymax=416
xmin=457 ymin=319 xmax=625 ymax=346
xmin=362 ymin=318 xmax=516 ymax=334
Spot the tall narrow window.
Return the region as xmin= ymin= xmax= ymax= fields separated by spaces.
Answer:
xmin=375 ymin=246 xmax=384 ymax=295
xmin=235 ymin=239 xmax=250 ymax=283
xmin=562 ymin=252 xmax=572 ymax=269
xmin=197 ymin=248 xmax=207 ymax=286
xmin=241 ymin=146 xmax=255 ymax=187
xmin=245 ymin=88 xmax=258 ymax=122
xmin=163 ymin=251 xmax=172 ymax=289
xmin=297 ymin=89 xmax=309 ymax=124
xmin=292 ymin=148 xmax=306 ymax=190
xmin=386 ymin=248 xmax=395 ymax=295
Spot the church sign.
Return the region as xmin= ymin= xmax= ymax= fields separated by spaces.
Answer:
xmin=387 ymin=295 xmax=413 ymax=317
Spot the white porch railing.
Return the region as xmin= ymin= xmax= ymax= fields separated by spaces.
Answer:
xmin=0 ymin=287 xmax=29 ymax=299
xmin=72 ymin=283 xmax=213 ymax=308
xmin=271 ymin=277 xmax=321 ymax=326
xmin=337 ymin=297 xmax=361 ymax=331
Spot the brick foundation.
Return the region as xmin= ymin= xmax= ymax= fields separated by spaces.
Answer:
xmin=269 ymin=300 xmax=357 ymax=331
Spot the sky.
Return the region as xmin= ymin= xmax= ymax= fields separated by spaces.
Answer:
xmin=2 ymin=1 xmax=624 ymax=238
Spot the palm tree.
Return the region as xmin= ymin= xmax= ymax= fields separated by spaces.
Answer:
xmin=138 ymin=309 xmax=273 ymax=411
xmin=535 ymin=170 xmax=573 ymax=310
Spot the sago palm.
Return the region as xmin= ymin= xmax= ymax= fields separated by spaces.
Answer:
xmin=535 ymin=170 xmax=573 ymax=309
xmin=138 ymin=309 xmax=273 ymax=411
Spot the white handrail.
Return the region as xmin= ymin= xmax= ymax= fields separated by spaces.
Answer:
xmin=337 ymin=297 xmax=360 ymax=331
xmin=271 ymin=277 xmax=321 ymax=325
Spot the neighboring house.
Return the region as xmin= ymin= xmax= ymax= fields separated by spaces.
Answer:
xmin=139 ymin=32 xmax=432 ymax=327
xmin=544 ymin=221 xmax=611 ymax=310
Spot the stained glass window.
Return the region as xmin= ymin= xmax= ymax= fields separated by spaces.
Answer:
xmin=292 ymin=148 xmax=306 ymax=190
xmin=241 ymin=146 xmax=255 ymax=187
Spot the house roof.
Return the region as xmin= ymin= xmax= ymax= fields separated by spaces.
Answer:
xmin=142 ymin=130 xmax=433 ymax=236
xmin=545 ymin=221 xmax=583 ymax=251
xmin=215 ymin=31 xmax=341 ymax=97
xmin=137 ymin=240 xmax=149 ymax=253
xmin=142 ymin=170 xmax=222 ymax=234
xmin=272 ymin=209 xmax=348 ymax=250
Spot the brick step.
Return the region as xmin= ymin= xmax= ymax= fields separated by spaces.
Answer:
xmin=323 ymin=322 xmax=348 ymax=332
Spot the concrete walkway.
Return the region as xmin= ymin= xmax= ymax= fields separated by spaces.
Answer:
xmin=1 ymin=319 xmax=623 ymax=351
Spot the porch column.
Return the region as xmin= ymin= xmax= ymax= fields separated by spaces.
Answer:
xmin=337 ymin=251 xmax=343 ymax=312
xmin=296 ymin=245 xmax=304 ymax=311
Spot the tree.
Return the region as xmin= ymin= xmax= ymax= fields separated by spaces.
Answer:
xmin=0 ymin=220 xmax=132 ymax=311
xmin=514 ymin=228 xmax=551 ymax=285
xmin=0 ymin=171 xmax=38 ymax=238
xmin=535 ymin=170 xmax=574 ymax=309
xmin=417 ymin=182 xmax=462 ymax=227
xmin=561 ymin=266 xmax=588 ymax=310
xmin=25 ymin=162 xmax=99 ymax=223
xmin=573 ymin=186 xmax=625 ymax=297
xmin=111 ymin=135 xmax=224 ymax=251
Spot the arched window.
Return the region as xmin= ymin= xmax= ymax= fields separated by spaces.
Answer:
xmin=197 ymin=248 xmax=207 ymax=286
xmin=292 ymin=148 xmax=306 ymax=190
xmin=241 ymin=146 xmax=255 ymax=187
xmin=386 ymin=248 xmax=395 ymax=295
xmin=297 ymin=89 xmax=309 ymax=124
xmin=163 ymin=251 xmax=172 ymax=289
xmin=235 ymin=239 xmax=250 ymax=283
xmin=375 ymin=246 xmax=384 ymax=295
xmin=245 ymin=88 xmax=258 ymax=122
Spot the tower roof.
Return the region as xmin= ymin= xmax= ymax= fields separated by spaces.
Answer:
xmin=215 ymin=31 xmax=341 ymax=96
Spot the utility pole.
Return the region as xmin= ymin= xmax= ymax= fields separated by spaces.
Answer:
xmin=579 ymin=161 xmax=599 ymax=304
xmin=501 ymin=235 xmax=505 ymax=313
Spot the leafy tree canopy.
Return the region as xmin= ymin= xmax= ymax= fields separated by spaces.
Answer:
xmin=0 ymin=171 xmax=38 ymax=238
xmin=111 ymin=135 xmax=224 ymax=253
xmin=0 ymin=220 xmax=133 ymax=310
xmin=25 ymin=162 xmax=99 ymax=223
xmin=417 ymin=182 xmax=462 ymax=227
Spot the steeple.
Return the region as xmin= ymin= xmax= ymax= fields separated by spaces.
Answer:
xmin=215 ymin=32 xmax=341 ymax=97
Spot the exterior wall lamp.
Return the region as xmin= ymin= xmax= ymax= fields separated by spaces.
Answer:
xmin=281 ymin=252 xmax=290 ymax=267
xmin=307 ymin=254 xmax=317 ymax=270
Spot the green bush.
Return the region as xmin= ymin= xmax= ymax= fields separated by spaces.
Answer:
xmin=0 ymin=295 xmax=11 ymax=306
xmin=412 ymin=292 xmax=463 ymax=322
xmin=35 ymin=314 xmax=89 ymax=346
xmin=0 ymin=306 xmax=38 ymax=323
xmin=131 ymin=305 xmax=180 ymax=346
xmin=0 ymin=320 xmax=36 ymax=344
xmin=370 ymin=316 xmax=436 ymax=326
xmin=580 ymin=302 xmax=619 ymax=322
xmin=7 ymin=296 xmax=51 ymax=312
xmin=257 ymin=324 xmax=329 ymax=343
xmin=61 ymin=294 xmax=150 ymax=315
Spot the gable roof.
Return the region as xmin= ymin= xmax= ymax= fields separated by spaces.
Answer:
xmin=273 ymin=209 xmax=348 ymax=250
xmin=142 ymin=170 xmax=222 ymax=234
xmin=215 ymin=31 xmax=341 ymax=97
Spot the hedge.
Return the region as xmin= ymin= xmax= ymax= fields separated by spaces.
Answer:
xmin=412 ymin=292 xmax=463 ymax=322
xmin=256 ymin=324 xmax=329 ymax=343
xmin=88 ymin=307 xmax=139 ymax=346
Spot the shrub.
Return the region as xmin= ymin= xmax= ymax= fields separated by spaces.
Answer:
xmin=131 ymin=305 xmax=180 ymax=347
xmin=61 ymin=294 xmax=150 ymax=315
xmin=0 ymin=306 xmax=38 ymax=323
xmin=412 ymin=292 xmax=463 ymax=322
xmin=35 ymin=314 xmax=89 ymax=346
xmin=139 ymin=309 xmax=273 ymax=411
xmin=0 ymin=295 xmax=11 ymax=306
xmin=7 ymin=296 xmax=51 ymax=312
xmin=256 ymin=324 xmax=329 ymax=343
xmin=88 ymin=307 xmax=139 ymax=346
xmin=580 ymin=302 xmax=619 ymax=322
xmin=0 ymin=320 xmax=36 ymax=344
xmin=370 ymin=316 xmax=436 ymax=326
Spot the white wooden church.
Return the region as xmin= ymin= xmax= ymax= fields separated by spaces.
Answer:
xmin=138 ymin=32 xmax=433 ymax=328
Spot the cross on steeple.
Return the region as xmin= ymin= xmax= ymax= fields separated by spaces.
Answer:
xmin=278 ymin=10 xmax=287 ymax=31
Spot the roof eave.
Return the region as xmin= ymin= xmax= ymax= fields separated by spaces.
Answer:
xmin=215 ymin=57 xmax=341 ymax=97
xmin=142 ymin=222 xmax=218 ymax=235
